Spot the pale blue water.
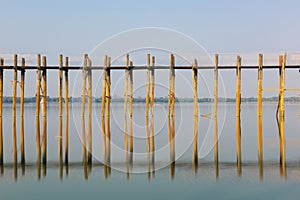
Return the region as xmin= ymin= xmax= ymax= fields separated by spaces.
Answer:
xmin=0 ymin=103 xmax=300 ymax=199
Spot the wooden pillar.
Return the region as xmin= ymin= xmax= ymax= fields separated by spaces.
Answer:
xmin=0 ymin=58 xmax=3 ymax=168
xmin=87 ymin=58 xmax=92 ymax=165
xmin=64 ymin=57 xmax=69 ymax=165
xmin=278 ymin=54 xmax=286 ymax=174
xmin=102 ymin=55 xmax=107 ymax=172
xmin=146 ymin=54 xmax=151 ymax=152
xmin=279 ymin=54 xmax=286 ymax=118
xmin=58 ymin=54 xmax=63 ymax=166
xmin=192 ymin=59 xmax=198 ymax=168
xmin=124 ymin=54 xmax=129 ymax=152
xmin=42 ymin=56 xmax=47 ymax=165
xmin=105 ymin=56 xmax=111 ymax=172
xmin=129 ymin=61 xmax=133 ymax=153
xmin=36 ymin=54 xmax=41 ymax=164
xmin=150 ymin=56 xmax=155 ymax=153
xmin=171 ymin=55 xmax=175 ymax=140
xmin=214 ymin=54 xmax=219 ymax=179
xmin=257 ymin=54 xmax=263 ymax=166
xmin=12 ymin=54 xmax=18 ymax=166
xmin=20 ymin=58 xmax=26 ymax=166
xmin=236 ymin=55 xmax=242 ymax=174
xmin=81 ymin=54 xmax=87 ymax=164
xmin=105 ymin=57 xmax=111 ymax=141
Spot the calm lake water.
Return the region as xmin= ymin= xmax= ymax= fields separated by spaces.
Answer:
xmin=1 ymin=103 xmax=300 ymax=199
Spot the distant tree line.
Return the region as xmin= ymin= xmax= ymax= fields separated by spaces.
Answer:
xmin=1 ymin=96 xmax=300 ymax=103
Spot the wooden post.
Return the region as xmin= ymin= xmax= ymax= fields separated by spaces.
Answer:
xmin=20 ymin=58 xmax=26 ymax=166
xmin=146 ymin=54 xmax=151 ymax=152
xmin=192 ymin=59 xmax=198 ymax=167
xmin=12 ymin=54 xmax=17 ymax=166
xmin=82 ymin=54 xmax=87 ymax=164
xmin=257 ymin=54 xmax=263 ymax=164
xmin=42 ymin=56 xmax=47 ymax=165
xmin=150 ymin=56 xmax=155 ymax=153
xmin=58 ymin=54 xmax=63 ymax=166
xmin=87 ymin=58 xmax=92 ymax=165
xmin=102 ymin=55 xmax=107 ymax=173
xmin=236 ymin=55 xmax=242 ymax=174
xmin=0 ymin=58 xmax=3 ymax=168
xmin=0 ymin=58 xmax=4 ymax=169
xmin=171 ymin=55 xmax=175 ymax=140
xmin=279 ymin=54 xmax=286 ymax=118
xmin=214 ymin=54 xmax=219 ymax=179
xmin=279 ymin=54 xmax=286 ymax=174
xmin=105 ymin=56 xmax=111 ymax=173
xmin=129 ymin=61 xmax=133 ymax=153
xmin=36 ymin=54 xmax=41 ymax=165
xmin=124 ymin=54 xmax=129 ymax=152
xmin=64 ymin=57 xmax=69 ymax=165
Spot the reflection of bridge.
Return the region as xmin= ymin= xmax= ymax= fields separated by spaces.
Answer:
xmin=0 ymin=53 xmax=296 ymax=179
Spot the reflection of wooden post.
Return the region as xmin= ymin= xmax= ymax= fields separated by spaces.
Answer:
xmin=82 ymin=54 xmax=87 ymax=164
xmin=12 ymin=54 xmax=17 ymax=166
xmin=129 ymin=61 xmax=133 ymax=153
xmin=58 ymin=54 xmax=63 ymax=166
xmin=150 ymin=56 xmax=155 ymax=153
xmin=42 ymin=56 xmax=47 ymax=165
xmin=20 ymin=58 xmax=26 ymax=166
xmin=87 ymin=58 xmax=92 ymax=165
xmin=124 ymin=54 xmax=129 ymax=152
xmin=146 ymin=54 xmax=151 ymax=152
xmin=64 ymin=57 xmax=69 ymax=165
xmin=236 ymin=56 xmax=242 ymax=173
xmin=36 ymin=54 xmax=41 ymax=164
xmin=214 ymin=54 xmax=219 ymax=170
xmin=257 ymin=54 xmax=263 ymax=165
xmin=192 ymin=59 xmax=198 ymax=167
xmin=0 ymin=58 xmax=3 ymax=167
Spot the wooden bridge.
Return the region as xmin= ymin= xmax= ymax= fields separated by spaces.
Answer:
xmin=0 ymin=53 xmax=295 ymax=178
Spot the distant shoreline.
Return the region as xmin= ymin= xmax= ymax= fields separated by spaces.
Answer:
xmin=1 ymin=96 xmax=299 ymax=104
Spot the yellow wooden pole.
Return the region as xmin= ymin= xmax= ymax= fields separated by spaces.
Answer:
xmin=105 ymin=56 xmax=111 ymax=172
xmin=150 ymin=56 xmax=155 ymax=153
xmin=257 ymin=54 xmax=263 ymax=167
xmin=12 ymin=54 xmax=18 ymax=167
xmin=171 ymin=55 xmax=175 ymax=140
xmin=192 ymin=59 xmax=198 ymax=167
xmin=214 ymin=54 xmax=219 ymax=170
xmin=87 ymin=58 xmax=93 ymax=165
xmin=146 ymin=54 xmax=151 ymax=152
xmin=124 ymin=54 xmax=129 ymax=152
xmin=82 ymin=54 xmax=87 ymax=164
xmin=58 ymin=54 xmax=63 ymax=166
xmin=20 ymin=58 xmax=26 ymax=166
xmin=102 ymin=55 xmax=107 ymax=173
xmin=36 ymin=54 xmax=41 ymax=165
xmin=279 ymin=54 xmax=286 ymax=175
xmin=129 ymin=61 xmax=133 ymax=153
xmin=236 ymin=55 xmax=242 ymax=175
xmin=64 ymin=56 xmax=69 ymax=165
xmin=0 ymin=58 xmax=4 ymax=168
xmin=42 ymin=56 xmax=47 ymax=166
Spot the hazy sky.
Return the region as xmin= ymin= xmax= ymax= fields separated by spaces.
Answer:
xmin=1 ymin=0 xmax=300 ymax=98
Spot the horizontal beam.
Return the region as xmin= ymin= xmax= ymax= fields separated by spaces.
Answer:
xmin=0 ymin=65 xmax=300 ymax=70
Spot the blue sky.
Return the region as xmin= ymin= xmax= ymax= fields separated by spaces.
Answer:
xmin=0 ymin=0 xmax=300 ymax=98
